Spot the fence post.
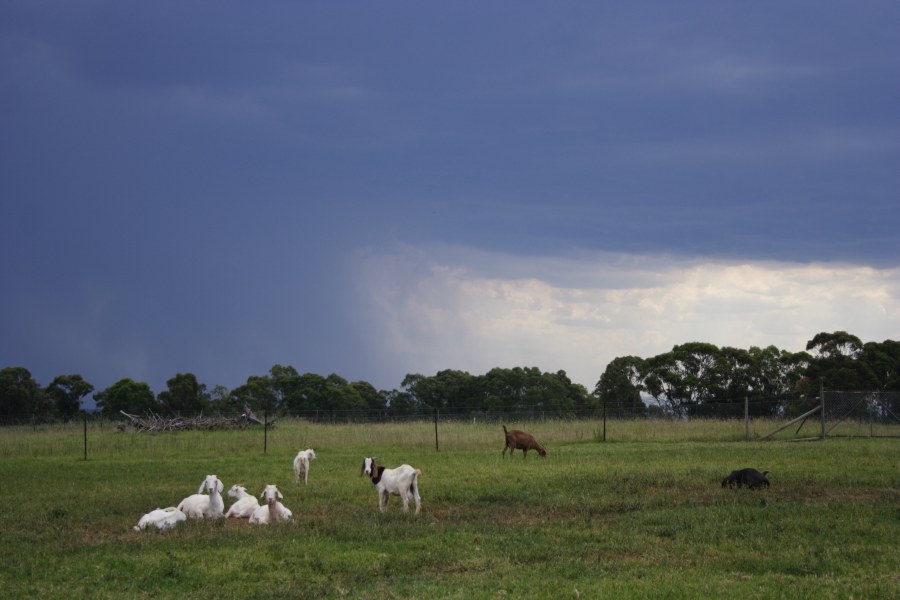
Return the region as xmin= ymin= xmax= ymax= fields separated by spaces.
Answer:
xmin=264 ymin=410 xmax=268 ymax=455
xmin=744 ymin=396 xmax=749 ymax=441
xmin=820 ymin=382 xmax=826 ymax=440
xmin=434 ymin=409 xmax=439 ymax=452
xmin=602 ymin=397 xmax=607 ymax=442
xmin=83 ymin=412 xmax=88 ymax=461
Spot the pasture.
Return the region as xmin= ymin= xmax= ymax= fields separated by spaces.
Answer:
xmin=0 ymin=419 xmax=897 ymax=599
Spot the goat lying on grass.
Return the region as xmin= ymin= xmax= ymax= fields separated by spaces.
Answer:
xmin=225 ymin=484 xmax=260 ymax=518
xmin=502 ymin=425 xmax=548 ymax=458
xmin=249 ymin=484 xmax=293 ymax=524
xmin=293 ymin=448 xmax=317 ymax=485
xmin=361 ymin=457 xmax=422 ymax=514
xmin=133 ymin=507 xmax=186 ymax=531
xmin=177 ymin=474 xmax=225 ymax=518
xmin=721 ymin=468 xmax=770 ymax=489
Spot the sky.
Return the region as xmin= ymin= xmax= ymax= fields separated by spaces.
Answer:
xmin=2 ymin=1 xmax=899 ymax=402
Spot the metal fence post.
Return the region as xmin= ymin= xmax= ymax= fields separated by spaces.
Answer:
xmin=602 ymin=397 xmax=607 ymax=442
xmin=434 ymin=409 xmax=439 ymax=452
xmin=820 ymin=382 xmax=826 ymax=440
xmin=744 ymin=396 xmax=749 ymax=441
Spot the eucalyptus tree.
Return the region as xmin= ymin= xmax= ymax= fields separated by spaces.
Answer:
xmin=0 ymin=367 xmax=45 ymax=422
xmin=45 ymin=374 xmax=94 ymax=421
xmin=321 ymin=373 xmax=368 ymax=413
xmin=268 ymin=364 xmax=302 ymax=411
xmin=383 ymin=389 xmax=416 ymax=416
xmin=542 ymin=369 xmax=589 ymax=414
xmin=861 ymin=339 xmax=900 ymax=391
xmin=157 ymin=373 xmax=209 ymax=415
xmin=595 ymin=356 xmax=646 ymax=417
xmin=643 ymin=343 xmax=722 ymax=417
xmin=352 ymin=380 xmax=387 ymax=412
xmin=805 ymin=331 xmax=878 ymax=391
xmin=231 ymin=375 xmax=277 ymax=415
xmin=94 ymin=378 xmax=158 ymax=418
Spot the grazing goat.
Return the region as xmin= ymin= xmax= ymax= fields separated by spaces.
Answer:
xmin=293 ymin=448 xmax=317 ymax=485
xmin=361 ymin=457 xmax=422 ymax=514
xmin=721 ymin=468 xmax=771 ymax=490
xmin=133 ymin=507 xmax=186 ymax=531
xmin=177 ymin=474 xmax=225 ymax=519
xmin=225 ymin=484 xmax=261 ymax=519
xmin=249 ymin=484 xmax=293 ymax=524
xmin=502 ymin=425 xmax=548 ymax=458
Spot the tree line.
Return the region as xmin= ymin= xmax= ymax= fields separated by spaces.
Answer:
xmin=1 ymin=331 xmax=898 ymax=423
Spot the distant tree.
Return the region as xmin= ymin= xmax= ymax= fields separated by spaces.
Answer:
xmin=384 ymin=389 xmax=416 ymax=416
xmin=478 ymin=367 xmax=537 ymax=412
xmin=207 ymin=385 xmax=235 ymax=412
xmin=804 ymin=331 xmax=877 ymax=391
xmin=268 ymin=364 xmax=301 ymax=411
xmin=396 ymin=366 xmax=589 ymax=416
xmin=538 ymin=370 xmax=582 ymax=413
xmin=594 ymin=356 xmax=646 ymax=417
xmin=231 ymin=375 xmax=277 ymax=415
xmin=157 ymin=373 xmax=209 ymax=415
xmin=746 ymin=346 xmax=810 ymax=400
xmin=643 ymin=343 xmax=722 ymax=417
xmin=94 ymin=378 xmax=158 ymax=417
xmin=0 ymin=367 xmax=45 ymax=422
xmin=45 ymin=374 xmax=94 ymax=421
xmin=714 ymin=347 xmax=753 ymax=400
xmin=417 ymin=369 xmax=479 ymax=412
xmin=322 ymin=374 xmax=367 ymax=413
xmin=806 ymin=331 xmax=864 ymax=359
xmin=287 ymin=373 xmax=327 ymax=414
xmin=401 ymin=373 xmax=436 ymax=411
xmin=352 ymin=380 xmax=387 ymax=412
xmin=861 ymin=340 xmax=900 ymax=391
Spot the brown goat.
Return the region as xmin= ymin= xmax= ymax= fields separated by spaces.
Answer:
xmin=502 ymin=425 xmax=547 ymax=458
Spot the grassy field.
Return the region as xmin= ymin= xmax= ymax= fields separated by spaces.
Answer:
xmin=0 ymin=419 xmax=897 ymax=599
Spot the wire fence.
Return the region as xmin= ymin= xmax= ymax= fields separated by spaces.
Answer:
xmin=3 ymin=392 xmax=899 ymax=442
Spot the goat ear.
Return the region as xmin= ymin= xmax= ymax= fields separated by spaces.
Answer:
xmin=198 ymin=481 xmax=206 ymax=494
xmin=216 ymin=479 xmax=223 ymax=493
xmin=277 ymin=489 xmax=283 ymax=499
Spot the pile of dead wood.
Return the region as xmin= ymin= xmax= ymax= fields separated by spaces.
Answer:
xmin=117 ymin=405 xmax=274 ymax=432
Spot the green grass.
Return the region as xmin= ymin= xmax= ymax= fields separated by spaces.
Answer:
xmin=0 ymin=419 xmax=897 ymax=599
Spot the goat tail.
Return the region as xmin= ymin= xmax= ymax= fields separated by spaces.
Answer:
xmin=502 ymin=424 xmax=508 ymax=434
xmin=414 ymin=468 xmax=422 ymax=477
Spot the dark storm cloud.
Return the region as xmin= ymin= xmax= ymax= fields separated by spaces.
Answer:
xmin=2 ymin=1 xmax=898 ymax=396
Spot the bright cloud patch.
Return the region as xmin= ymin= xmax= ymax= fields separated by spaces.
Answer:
xmin=355 ymin=246 xmax=900 ymax=389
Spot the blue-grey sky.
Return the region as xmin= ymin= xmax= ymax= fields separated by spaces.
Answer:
xmin=2 ymin=2 xmax=899 ymax=400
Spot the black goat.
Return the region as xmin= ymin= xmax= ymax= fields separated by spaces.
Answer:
xmin=721 ymin=468 xmax=770 ymax=489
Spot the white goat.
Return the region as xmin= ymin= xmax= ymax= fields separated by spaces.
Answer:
xmin=133 ymin=506 xmax=186 ymax=532
xmin=361 ymin=457 xmax=422 ymax=514
xmin=224 ymin=484 xmax=260 ymax=519
xmin=176 ymin=474 xmax=225 ymax=519
xmin=293 ymin=448 xmax=317 ymax=485
xmin=249 ymin=484 xmax=293 ymax=524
